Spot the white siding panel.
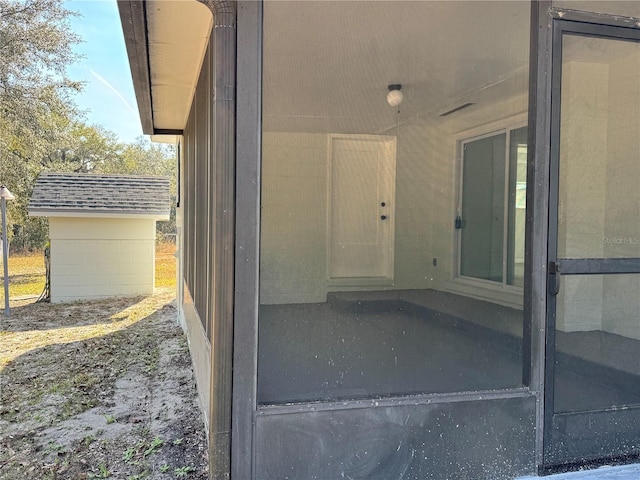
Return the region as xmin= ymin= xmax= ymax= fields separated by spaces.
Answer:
xmin=49 ymin=217 xmax=156 ymax=303
xmin=49 ymin=217 xmax=156 ymax=240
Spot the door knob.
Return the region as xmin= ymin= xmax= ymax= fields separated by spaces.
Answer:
xmin=381 ymin=215 xmax=387 ymax=220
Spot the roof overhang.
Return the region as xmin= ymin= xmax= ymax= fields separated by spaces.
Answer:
xmin=118 ymin=0 xmax=213 ymax=136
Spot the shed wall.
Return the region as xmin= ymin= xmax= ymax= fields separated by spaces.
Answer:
xmin=49 ymin=217 xmax=156 ymax=303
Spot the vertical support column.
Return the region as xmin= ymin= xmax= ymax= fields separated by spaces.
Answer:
xmin=198 ymin=1 xmax=237 ymax=478
xmin=525 ymin=0 xmax=553 ymax=472
xmin=2 ymin=197 xmax=9 ymax=316
xmin=232 ymin=3 xmax=261 ymax=478
xmin=0 ymin=186 xmax=14 ymax=316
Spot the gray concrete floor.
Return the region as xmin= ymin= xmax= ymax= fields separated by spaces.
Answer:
xmin=258 ymin=290 xmax=640 ymax=408
xmin=258 ymin=301 xmax=522 ymax=404
xmin=257 ymin=290 xmax=640 ymax=476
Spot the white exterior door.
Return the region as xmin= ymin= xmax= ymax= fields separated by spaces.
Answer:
xmin=328 ymin=135 xmax=396 ymax=282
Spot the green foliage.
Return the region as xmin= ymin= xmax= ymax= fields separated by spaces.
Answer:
xmin=174 ymin=466 xmax=195 ymax=477
xmin=0 ymin=0 xmax=177 ymax=251
xmin=43 ymin=122 xmax=123 ymax=173
xmin=142 ymin=436 xmax=163 ymax=456
xmin=97 ymin=137 xmax=176 ymax=179
xmin=11 ymin=216 xmax=49 ymax=251
xmin=88 ymin=463 xmax=110 ymax=478
xmin=0 ymin=0 xmax=83 ymax=159
xmin=103 ymin=414 xmax=116 ymax=425
xmin=122 ymin=447 xmax=136 ymax=463
xmin=0 ymin=0 xmax=81 ymax=250
xmin=94 ymin=137 xmax=177 ymax=241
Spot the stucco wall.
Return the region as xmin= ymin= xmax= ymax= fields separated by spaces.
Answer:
xmin=556 ymin=46 xmax=640 ymax=339
xmin=49 ymin=217 xmax=156 ymax=303
xmin=261 ymin=133 xmax=327 ymax=304
xmin=555 ymin=59 xmax=608 ymax=332
xmin=260 ymin=130 xmax=433 ymax=305
xmin=260 ymin=92 xmax=528 ymax=308
xmin=601 ymin=47 xmax=640 ymax=340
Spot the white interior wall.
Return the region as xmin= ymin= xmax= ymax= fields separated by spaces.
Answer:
xmin=392 ymin=123 xmax=434 ymax=290
xmin=556 ymin=60 xmax=608 ymax=332
xmin=260 ymin=91 xmax=528 ymax=306
xmin=556 ymin=47 xmax=640 ymax=339
xmin=49 ymin=217 xmax=156 ymax=303
xmin=261 ymin=133 xmax=328 ymax=304
xmin=259 ymin=1 xmax=532 ymax=308
xmin=602 ymin=48 xmax=640 ymax=340
xmin=260 ymin=126 xmax=435 ymax=304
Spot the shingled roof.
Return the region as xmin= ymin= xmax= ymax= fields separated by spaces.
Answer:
xmin=28 ymin=172 xmax=171 ymax=219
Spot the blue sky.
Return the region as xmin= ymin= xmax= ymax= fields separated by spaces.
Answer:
xmin=65 ymin=0 xmax=143 ymax=143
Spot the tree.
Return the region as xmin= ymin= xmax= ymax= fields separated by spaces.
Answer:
xmin=0 ymin=0 xmax=83 ymax=249
xmin=97 ymin=137 xmax=176 ymax=178
xmin=43 ymin=122 xmax=122 ymax=173
xmin=0 ymin=0 xmax=82 ymax=160
xmin=96 ymin=137 xmax=177 ymax=241
xmin=0 ymin=0 xmax=177 ymax=250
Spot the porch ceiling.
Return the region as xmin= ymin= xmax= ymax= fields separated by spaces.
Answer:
xmin=118 ymin=0 xmax=213 ymax=135
xmin=120 ymin=0 xmax=530 ymax=136
xmin=120 ymin=1 xmax=640 ymax=137
xmin=262 ymin=1 xmax=531 ymax=134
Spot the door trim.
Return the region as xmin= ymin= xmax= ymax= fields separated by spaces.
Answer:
xmin=326 ymin=133 xmax=397 ymax=286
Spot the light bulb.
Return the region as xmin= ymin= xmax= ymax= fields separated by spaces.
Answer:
xmin=387 ymin=85 xmax=403 ymax=107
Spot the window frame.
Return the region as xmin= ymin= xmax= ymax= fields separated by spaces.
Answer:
xmin=454 ymin=116 xmax=529 ymax=294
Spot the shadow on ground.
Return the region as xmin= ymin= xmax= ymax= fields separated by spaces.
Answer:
xmin=0 ymin=289 xmax=208 ymax=480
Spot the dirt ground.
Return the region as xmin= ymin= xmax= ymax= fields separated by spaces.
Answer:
xmin=0 ymin=288 xmax=209 ymax=479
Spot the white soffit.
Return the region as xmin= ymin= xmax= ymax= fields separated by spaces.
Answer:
xmin=146 ymin=0 xmax=213 ymax=131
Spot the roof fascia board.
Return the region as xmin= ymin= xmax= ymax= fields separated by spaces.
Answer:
xmin=118 ymin=0 xmax=154 ymax=135
xmin=154 ymin=129 xmax=184 ymax=136
xmin=28 ymin=210 xmax=170 ymax=220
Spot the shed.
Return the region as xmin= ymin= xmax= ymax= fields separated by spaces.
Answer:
xmin=28 ymin=172 xmax=170 ymax=303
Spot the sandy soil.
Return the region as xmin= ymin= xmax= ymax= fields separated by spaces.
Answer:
xmin=0 ymin=288 xmax=208 ymax=479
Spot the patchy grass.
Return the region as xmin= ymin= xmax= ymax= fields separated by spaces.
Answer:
xmin=0 ymin=290 xmax=208 ymax=479
xmin=1 ymin=252 xmax=46 ymax=300
xmin=0 ymin=243 xmax=176 ymax=303
xmin=155 ymin=242 xmax=177 ymax=289
xmin=0 ymin=291 xmax=169 ymax=377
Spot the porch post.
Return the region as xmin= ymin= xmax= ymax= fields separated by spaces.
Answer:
xmin=197 ymin=1 xmax=237 ymax=478
xmin=526 ymin=0 xmax=553 ymax=471
xmin=231 ymin=1 xmax=262 ymax=479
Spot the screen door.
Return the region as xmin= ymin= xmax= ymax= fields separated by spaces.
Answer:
xmin=545 ymin=20 xmax=640 ymax=468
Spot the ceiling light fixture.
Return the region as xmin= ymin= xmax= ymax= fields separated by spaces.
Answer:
xmin=387 ymin=84 xmax=403 ymax=107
